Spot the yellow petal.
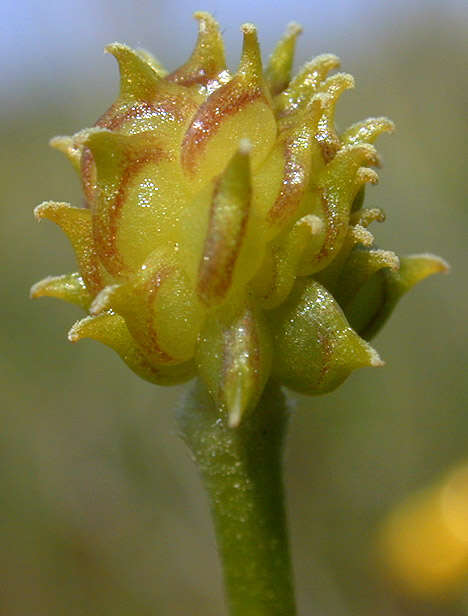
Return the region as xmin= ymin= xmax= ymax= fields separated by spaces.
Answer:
xmin=253 ymin=214 xmax=325 ymax=309
xmin=135 ymin=48 xmax=167 ymax=76
xmin=49 ymin=136 xmax=81 ymax=172
xmin=254 ymin=98 xmax=323 ymax=236
xmin=275 ymin=53 xmax=340 ymax=116
xmin=91 ymin=248 xmax=204 ymax=365
xmin=265 ymin=21 xmax=302 ymax=95
xmin=34 ymin=201 xmax=105 ymax=294
xmin=314 ymin=72 xmax=355 ymax=162
xmin=166 ymin=12 xmax=226 ymax=86
xmin=181 ymin=23 xmax=276 ymax=184
xmin=313 ymin=223 xmax=374 ymax=290
xmin=350 ymin=207 xmax=386 ymax=228
xmin=30 ymin=273 xmax=91 ymax=309
xmin=298 ymin=143 xmax=379 ymax=275
xmin=341 ymin=116 xmax=395 ymax=146
xmin=105 ymin=42 xmax=161 ymax=100
xmin=69 ymin=312 xmax=195 ymax=385
xmin=84 ymin=129 xmax=189 ymax=275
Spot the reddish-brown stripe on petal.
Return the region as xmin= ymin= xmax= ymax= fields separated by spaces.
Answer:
xmin=318 ymin=189 xmax=335 ymax=260
xmin=197 ymin=178 xmax=250 ymax=304
xmin=222 ymin=308 xmax=260 ymax=394
xmin=315 ymin=134 xmax=340 ymax=163
xmin=93 ymin=147 xmax=167 ymax=276
xmin=97 ymin=96 xmax=199 ymax=132
xmin=267 ymin=141 xmax=307 ymax=225
xmin=70 ymin=209 xmax=103 ymax=295
xmin=80 ymin=241 xmax=103 ymax=296
xmin=143 ymin=265 xmax=175 ymax=364
xmin=259 ymin=249 xmax=278 ymax=304
xmin=181 ymin=79 xmax=263 ymax=174
xmin=81 ymin=146 xmax=96 ymax=207
xmin=319 ymin=188 xmax=346 ymax=259
xmin=96 ymin=102 xmax=119 ymax=128
xmin=305 ymin=189 xmax=343 ymax=270
xmin=166 ymin=64 xmax=219 ymax=88
xmin=319 ymin=141 xmax=340 ymax=164
xmin=164 ymin=12 xmax=225 ymax=88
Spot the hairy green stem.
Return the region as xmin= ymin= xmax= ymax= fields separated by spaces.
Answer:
xmin=177 ymin=379 xmax=296 ymax=616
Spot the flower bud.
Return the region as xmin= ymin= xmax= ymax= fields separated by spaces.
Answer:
xmin=33 ymin=13 xmax=447 ymax=423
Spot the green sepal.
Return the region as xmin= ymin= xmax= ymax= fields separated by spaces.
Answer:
xmin=195 ymin=301 xmax=273 ymax=427
xmin=333 ymin=246 xmax=400 ymax=309
xmin=269 ymin=279 xmax=382 ymax=395
xmin=345 ymin=254 xmax=449 ymax=340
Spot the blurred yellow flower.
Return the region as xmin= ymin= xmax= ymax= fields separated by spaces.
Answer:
xmin=377 ymin=463 xmax=468 ymax=600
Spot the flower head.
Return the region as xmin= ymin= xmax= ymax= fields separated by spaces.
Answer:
xmin=32 ymin=13 xmax=447 ymax=425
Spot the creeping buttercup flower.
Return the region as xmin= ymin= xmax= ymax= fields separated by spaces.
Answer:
xmin=32 ymin=13 xmax=447 ymax=425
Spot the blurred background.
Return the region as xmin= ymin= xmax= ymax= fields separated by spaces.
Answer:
xmin=1 ymin=0 xmax=467 ymax=614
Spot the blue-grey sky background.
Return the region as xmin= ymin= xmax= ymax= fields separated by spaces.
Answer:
xmin=2 ymin=0 xmax=466 ymax=115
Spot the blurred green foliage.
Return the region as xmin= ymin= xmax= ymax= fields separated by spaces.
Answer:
xmin=1 ymin=10 xmax=467 ymax=616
